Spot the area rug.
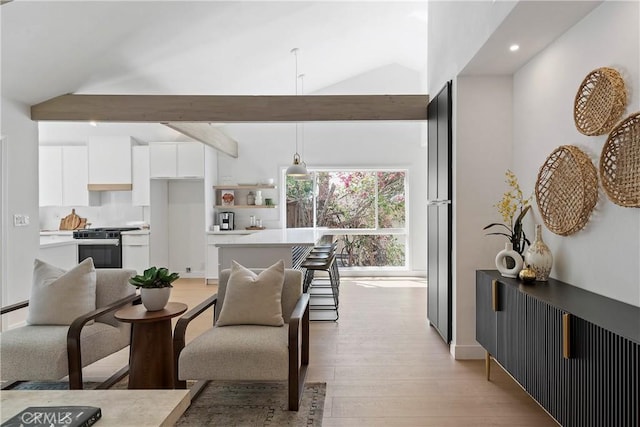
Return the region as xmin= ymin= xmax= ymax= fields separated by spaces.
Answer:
xmin=176 ymin=382 xmax=325 ymax=427
xmin=4 ymin=381 xmax=102 ymax=390
xmin=6 ymin=380 xmax=326 ymax=426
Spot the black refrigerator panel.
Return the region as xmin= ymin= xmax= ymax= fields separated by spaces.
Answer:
xmin=426 ymin=80 xmax=452 ymax=344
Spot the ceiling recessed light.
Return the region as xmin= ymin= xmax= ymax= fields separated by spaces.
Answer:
xmin=509 ymin=44 xmax=520 ymax=52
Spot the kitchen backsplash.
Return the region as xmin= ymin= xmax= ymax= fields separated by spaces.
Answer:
xmin=39 ymin=191 xmax=148 ymax=230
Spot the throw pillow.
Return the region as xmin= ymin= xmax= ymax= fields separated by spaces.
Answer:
xmin=27 ymin=257 xmax=97 ymax=325
xmin=216 ymin=259 xmax=285 ymax=327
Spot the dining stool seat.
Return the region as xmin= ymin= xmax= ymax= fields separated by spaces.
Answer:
xmin=302 ymin=250 xmax=340 ymax=321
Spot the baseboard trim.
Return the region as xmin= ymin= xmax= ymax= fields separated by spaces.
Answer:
xmin=450 ymin=343 xmax=485 ymax=360
xmin=179 ymin=271 xmax=204 ymax=279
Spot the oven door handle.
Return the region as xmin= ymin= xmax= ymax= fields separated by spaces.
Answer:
xmin=75 ymin=239 xmax=120 ymax=246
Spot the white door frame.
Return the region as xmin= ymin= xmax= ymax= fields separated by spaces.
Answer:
xmin=1 ymin=136 xmax=8 ymax=328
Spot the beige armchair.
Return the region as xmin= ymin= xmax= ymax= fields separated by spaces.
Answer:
xmin=174 ymin=268 xmax=310 ymax=411
xmin=0 ymin=269 xmax=139 ymax=389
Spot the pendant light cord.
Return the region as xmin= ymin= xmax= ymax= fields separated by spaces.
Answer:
xmin=298 ymin=73 xmax=305 ymax=163
xmin=291 ymin=48 xmax=300 ymax=155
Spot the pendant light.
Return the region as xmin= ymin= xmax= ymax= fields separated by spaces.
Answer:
xmin=294 ymin=72 xmax=312 ymax=181
xmin=286 ymin=48 xmax=309 ymax=178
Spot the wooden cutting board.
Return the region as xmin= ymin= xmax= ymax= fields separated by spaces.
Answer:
xmin=59 ymin=209 xmax=83 ymax=230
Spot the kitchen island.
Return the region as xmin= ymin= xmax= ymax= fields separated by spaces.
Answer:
xmin=215 ymin=228 xmax=329 ymax=271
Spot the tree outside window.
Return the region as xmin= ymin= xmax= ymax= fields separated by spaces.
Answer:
xmin=286 ymin=170 xmax=407 ymax=268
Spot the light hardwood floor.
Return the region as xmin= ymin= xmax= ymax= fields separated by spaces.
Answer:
xmin=86 ymin=277 xmax=558 ymax=426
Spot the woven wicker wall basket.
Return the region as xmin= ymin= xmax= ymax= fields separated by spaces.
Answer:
xmin=535 ymin=145 xmax=599 ymax=236
xmin=574 ymin=67 xmax=627 ymax=136
xmin=600 ymin=111 xmax=640 ymax=207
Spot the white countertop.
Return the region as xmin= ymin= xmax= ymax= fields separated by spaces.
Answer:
xmin=39 ymin=235 xmax=76 ymax=248
xmin=40 ymin=230 xmax=74 ymax=236
xmin=206 ymin=230 xmax=258 ymax=235
xmin=40 ymin=237 xmax=122 ymax=248
xmin=215 ymin=228 xmax=327 ymax=247
xmin=121 ymin=229 xmax=150 ymax=235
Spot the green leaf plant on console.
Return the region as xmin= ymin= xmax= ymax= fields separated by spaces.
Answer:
xmin=128 ymin=267 xmax=180 ymax=289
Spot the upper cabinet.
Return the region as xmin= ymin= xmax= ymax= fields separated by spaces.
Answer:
xmin=88 ymin=136 xmax=134 ymax=190
xmin=149 ymin=142 xmax=204 ymax=179
xmin=39 ymin=146 xmax=96 ymax=207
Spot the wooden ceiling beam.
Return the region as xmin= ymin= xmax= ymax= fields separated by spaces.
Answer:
xmin=31 ymin=94 xmax=428 ymax=122
xmin=164 ymin=122 xmax=238 ymax=158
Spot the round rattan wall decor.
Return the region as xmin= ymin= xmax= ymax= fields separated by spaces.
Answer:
xmin=574 ymin=67 xmax=627 ymax=136
xmin=600 ymin=111 xmax=640 ymax=207
xmin=535 ymin=145 xmax=598 ymax=236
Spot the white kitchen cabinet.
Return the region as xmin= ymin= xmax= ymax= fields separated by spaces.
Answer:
xmin=149 ymin=143 xmax=176 ymax=178
xmin=149 ymin=142 xmax=204 ymax=179
xmin=39 ymin=146 xmax=63 ymax=207
xmin=131 ymin=146 xmax=150 ymax=206
xmin=122 ymin=232 xmax=150 ymax=274
xmin=88 ymin=136 xmax=133 ymax=190
xmin=38 ymin=241 xmax=78 ymax=271
xmin=177 ymin=142 xmax=204 ymax=177
xmin=63 ymin=146 xmax=91 ymax=206
xmin=206 ymin=232 xmax=251 ymax=280
xmin=39 ymin=146 xmax=94 ymax=207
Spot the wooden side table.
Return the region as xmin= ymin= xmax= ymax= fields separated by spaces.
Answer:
xmin=115 ymin=302 xmax=187 ymax=389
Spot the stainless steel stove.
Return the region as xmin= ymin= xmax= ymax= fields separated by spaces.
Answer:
xmin=73 ymin=227 xmax=140 ymax=268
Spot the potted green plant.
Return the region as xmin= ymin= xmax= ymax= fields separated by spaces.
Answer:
xmin=129 ymin=267 xmax=180 ymax=311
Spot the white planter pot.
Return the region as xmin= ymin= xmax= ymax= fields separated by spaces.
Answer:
xmin=140 ymin=287 xmax=171 ymax=311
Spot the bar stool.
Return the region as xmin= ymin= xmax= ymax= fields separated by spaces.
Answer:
xmin=302 ymin=242 xmax=338 ymax=292
xmin=308 ymin=242 xmax=340 ymax=285
xmin=301 ymin=246 xmax=340 ymax=321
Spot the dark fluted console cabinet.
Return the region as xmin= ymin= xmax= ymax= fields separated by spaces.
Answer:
xmin=476 ymin=270 xmax=639 ymax=427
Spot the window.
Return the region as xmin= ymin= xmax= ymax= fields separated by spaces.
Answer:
xmin=285 ymin=169 xmax=408 ymax=269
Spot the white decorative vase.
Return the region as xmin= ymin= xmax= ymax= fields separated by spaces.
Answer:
xmin=525 ymin=224 xmax=553 ymax=281
xmin=496 ymin=242 xmax=523 ymax=278
xmin=140 ymin=287 xmax=171 ymax=311
xmin=255 ymin=190 xmax=263 ymax=206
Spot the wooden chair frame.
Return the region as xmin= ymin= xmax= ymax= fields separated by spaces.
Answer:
xmin=1 ymin=294 xmax=140 ymax=390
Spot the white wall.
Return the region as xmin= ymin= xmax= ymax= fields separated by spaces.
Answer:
xmin=427 ymin=0 xmax=516 ymax=94
xmin=39 ymin=191 xmax=146 ymax=230
xmin=0 ymin=136 xmax=6 ymax=318
xmin=219 ymin=120 xmax=427 ymax=274
xmin=452 ymin=76 xmax=514 ymax=358
xmin=513 ymin=1 xmax=640 ymax=307
xmin=0 ymin=98 xmax=39 ymax=310
xmin=427 ymin=0 xmax=640 ymax=360
xmin=149 ymin=180 xmax=169 ymax=268
xmin=204 ymin=145 xmax=218 ymax=231
xmin=168 ymin=180 xmax=205 ymax=277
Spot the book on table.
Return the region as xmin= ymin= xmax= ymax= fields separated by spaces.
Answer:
xmin=1 ymin=406 xmax=101 ymax=427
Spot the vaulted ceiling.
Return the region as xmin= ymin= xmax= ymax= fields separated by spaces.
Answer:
xmin=1 ymin=1 xmax=428 ymax=144
xmin=1 ymin=1 xmax=428 ymax=106
xmin=1 ymin=1 xmax=601 ymax=146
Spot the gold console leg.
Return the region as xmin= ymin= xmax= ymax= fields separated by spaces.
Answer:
xmin=485 ymin=351 xmax=491 ymax=381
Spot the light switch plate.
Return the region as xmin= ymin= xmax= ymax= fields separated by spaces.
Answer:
xmin=13 ymin=214 xmax=30 ymax=226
